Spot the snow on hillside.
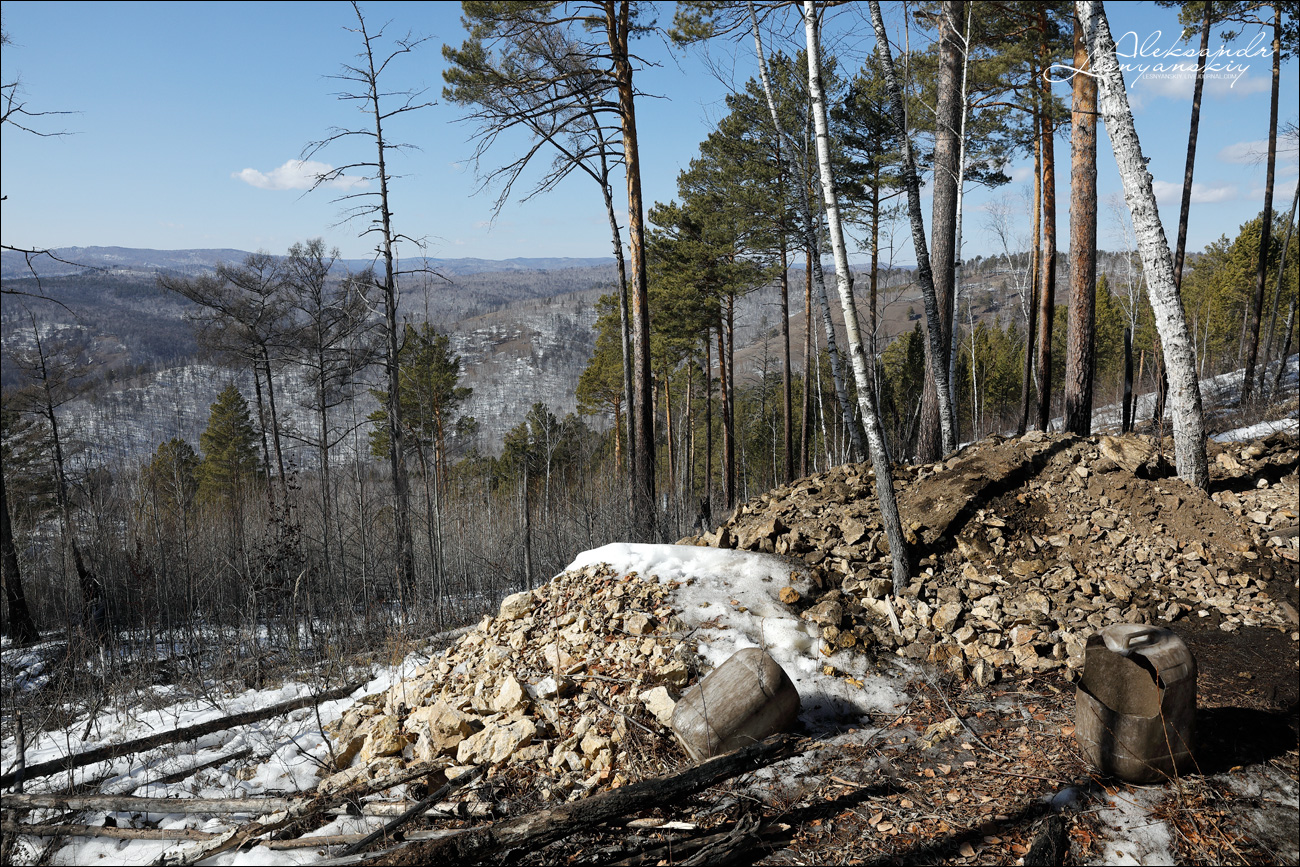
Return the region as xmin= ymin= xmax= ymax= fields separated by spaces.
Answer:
xmin=3 ymin=543 xmax=913 ymax=865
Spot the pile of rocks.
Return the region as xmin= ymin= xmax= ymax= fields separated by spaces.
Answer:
xmin=318 ymin=430 xmax=1297 ymax=803
xmin=320 ymin=564 xmax=691 ymax=800
xmin=683 ymin=431 xmax=1299 ymax=686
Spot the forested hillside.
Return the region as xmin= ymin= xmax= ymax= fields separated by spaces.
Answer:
xmin=2 ymin=2 xmax=1298 ymax=863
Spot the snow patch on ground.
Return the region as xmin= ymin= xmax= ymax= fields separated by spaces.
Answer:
xmin=567 ymin=544 xmax=910 ymax=731
xmin=1087 ymin=787 xmax=1176 ymax=866
xmin=1212 ymin=414 xmax=1300 ymax=442
xmin=1217 ymin=764 xmax=1300 ymax=864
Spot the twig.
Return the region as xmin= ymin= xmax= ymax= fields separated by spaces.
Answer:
xmin=977 ymin=766 xmax=1074 ymax=784
xmin=580 ymin=690 xmax=661 ymax=738
xmin=338 ymin=764 xmax=485 ymax=857
xmin=923 ymin=671 xmax=1014 ymax=762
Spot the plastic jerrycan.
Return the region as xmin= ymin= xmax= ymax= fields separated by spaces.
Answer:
xmin=1075 ymin=623 xmax=1197 ymax=783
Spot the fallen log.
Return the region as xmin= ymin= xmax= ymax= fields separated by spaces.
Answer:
xmin=0 ymin=681 xmax=366 ymax=790
xmin=142 ymin=748 xmax=255 ymax=787
xmin=391 ymin=733 xmax=806 ymax=864
xmin=151 ymin=758 xmax=454 ymax=866
xmin=265 ymin=829 xmax=464 ymax=851
xmin=1 ymin=821 xmax=219 ymax=842
xmin=329 ymin=800 xmax=495 ymax=819
xmin=2 ymin=793 xmax=300 ymax=814
xmin=603 ymin=810 xmax=763 ymax=866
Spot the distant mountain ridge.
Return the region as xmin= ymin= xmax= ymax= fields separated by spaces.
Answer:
xmin=1 ymin=246 xmax=616 ymax=280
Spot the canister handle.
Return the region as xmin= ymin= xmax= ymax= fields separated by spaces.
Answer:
xmin=1101 ymin=624 xmax=1163 ymax=655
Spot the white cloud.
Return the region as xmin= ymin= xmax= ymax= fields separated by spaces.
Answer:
xmin=1009 ymin=164 xmax=1034 ymax=184
xmin=1218 ymin=139 xmax=1300 ymax=172
xmin=1219 ymin=140 xmax=1269 ymax=165
xmin=233 ymin=159 xmax=368 ymax=191
xmin=1151 ymin=179 xmax=1237 ymax=204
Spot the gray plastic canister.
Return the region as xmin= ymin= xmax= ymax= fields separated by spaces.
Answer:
xmin=670 ymin=647 xmax=800 ymax=762
xmin=1075 ymin=623 xmax=1196 ymax=783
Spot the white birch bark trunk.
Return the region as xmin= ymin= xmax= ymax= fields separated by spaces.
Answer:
xmin=1078 ymin=0 xmax=1208 ymax=489
xmin=805 ymin=0 xmax=910 ymax=591
xmin=866 ymin=0 xmax=957 ymax=456
xmin=746 ymin=1 xmax=865 ymax=463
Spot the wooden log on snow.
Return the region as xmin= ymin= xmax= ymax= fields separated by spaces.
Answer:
xmin=396 ymin=733 xmax=806 ymax=863
xmin=142 ymin=748 xmax=254 ymax=787
xmin=0 ymin=681 xmax=365 ymax=790
xmin=339 ymin=765 xmax=485 ymax=856
xmin=151 ymin=758 xmax=460 ymax=866
xmin=1 ymin=793 xmax=301 ymax=814
xmin=1 ymin=821 xmax=220 ymax=842
xmin=264 ymin=828 xmax=463 ymax=851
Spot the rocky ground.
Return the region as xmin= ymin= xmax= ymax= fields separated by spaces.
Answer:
xmin=690 ymin=430 xmax=1299 ymax=681
xmin=319 ymin=429 xmax=1298 ymax=865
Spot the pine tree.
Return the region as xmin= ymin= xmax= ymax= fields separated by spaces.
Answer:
xmin=141 ymin=438 xmax=199 ymax=527
xmin=198 ymin=384 xmax=261 ymax=507
xmin=578 ymin=295 xmax=631 ymax=469
xmin=369 ymin=323 xmax=472 ymax=476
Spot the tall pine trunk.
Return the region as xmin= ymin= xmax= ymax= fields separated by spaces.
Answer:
xmin=918 ymin=0 xmax=963 ymax=464
xmin=1173 ymin=5 xmax=1213 ymax=291
xmin=1064 ymin=15 xmax=1098 ymax=436
xmin=1018 ymin=110 xmax=1043 ymax=437
xmin=1240 ymin=5 xmax=1281 ymax=404
xmin=1035 ymin=10 xmax=1058 ymax=433
xmin=605 ymin=0 xmax=654 ymax=535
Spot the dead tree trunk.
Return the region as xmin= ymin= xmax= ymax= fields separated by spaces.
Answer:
xmin=1240 ymin=5 xmax=1281 ymax=404
xmin=868 ymin=0 xmax=957 ymax=456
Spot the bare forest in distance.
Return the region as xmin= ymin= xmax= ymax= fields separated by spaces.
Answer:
xmin=2 ymin=0 xmax=1297 ymax=710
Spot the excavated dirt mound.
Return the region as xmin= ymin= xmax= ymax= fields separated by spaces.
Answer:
xmin=683 ymin=430 xmax=1299 ymax=690
xmin=327 ymin=430 xmax=1296 ymax=866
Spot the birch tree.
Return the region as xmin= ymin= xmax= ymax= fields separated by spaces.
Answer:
xmin=807 ymin=1 xmax=910 ymax=591
xmin=1077 ymin=0 xmax=1208 ymax=489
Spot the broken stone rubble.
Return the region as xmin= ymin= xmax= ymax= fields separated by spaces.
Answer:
xmin=318 ymin=428 xmax=1297 ymax=807
xmin=322 ymin=564 xmax=693 ymax=799
xmin=683 ymin=430 xmax=1298 ymax=685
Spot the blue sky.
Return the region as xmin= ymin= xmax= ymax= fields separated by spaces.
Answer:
xmin=2 ymin=1 xmax=1296 ymax=266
